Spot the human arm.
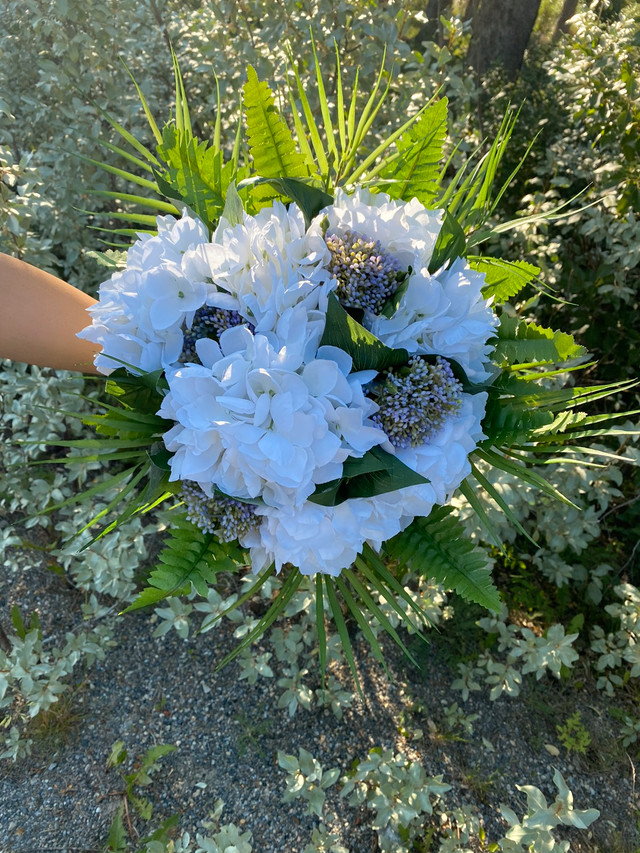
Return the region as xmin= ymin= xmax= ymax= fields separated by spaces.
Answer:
xmin=0 ymin=253 xmax=100 ymax=373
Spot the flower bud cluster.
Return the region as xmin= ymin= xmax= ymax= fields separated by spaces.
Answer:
xmin=371 ymin=356 xmax=463 ymax=448
xmin=181 ymin=480 xmax=258 ymax=542
xmin=325 ymin=229 xmax=402 ymax=314
xmin=180 ymin=306 xmax=246 ymax=363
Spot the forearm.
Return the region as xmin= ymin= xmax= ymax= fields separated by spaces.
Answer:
xmin=0 ymin=253 xmax=100 ymax=374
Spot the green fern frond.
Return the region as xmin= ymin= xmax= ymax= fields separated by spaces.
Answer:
xmin=493 ymin=312 xmax=586 ymax=366
xmin=126 ymin=516 xmax=242 ymax=611
xmin=470 ymin=256 xmax=541 ymax=303
xmin=385 ymin=507 xmax=501 ymax=612
xmin=375 ymin=98 xmax=448 ymax=205
xmin=243 ymin=65 xmax=313 ymax=187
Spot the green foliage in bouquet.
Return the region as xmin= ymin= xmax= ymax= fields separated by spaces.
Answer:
xmin=50 ymin=46 xmax=638 ymax=689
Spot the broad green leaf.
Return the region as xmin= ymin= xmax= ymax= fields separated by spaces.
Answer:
xmin=221 ymin=180 xmax=245 ymax=226
xmin=238 ymin=176 xmax=332 ymax=228
xmin=428 ymin=210 xmax=466 ymax=272
xmin=308 ymin=446 xmax=428 ymax=506
xmin=319 ymin=293 xmax=408 ymax=372
xmin=156 ymin=124 xmax=225 ymax=228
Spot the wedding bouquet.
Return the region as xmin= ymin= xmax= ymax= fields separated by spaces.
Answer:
xmin=60 ymin=53 xmax=634 ymax=678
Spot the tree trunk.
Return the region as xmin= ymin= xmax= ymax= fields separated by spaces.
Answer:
xmin=553 ymin=0 xmax=579 ymax=39
xmin=467 ymin=0 xmax=543 ymax=79
xmin=412 ymin=0 xmax=453 ymax=47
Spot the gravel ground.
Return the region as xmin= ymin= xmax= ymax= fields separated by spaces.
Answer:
xmin=1 ymin=558 xmax=639 ymax=853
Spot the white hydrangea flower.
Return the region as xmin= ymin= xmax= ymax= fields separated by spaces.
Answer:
xmin=184 ymin=201 xmax=333 ymax=346
xmin=160 ymin=325 xmax=385 ymax=510
xmin=249 ymin=393 xmax=487 ymax=576
xmin=248 ymin=495 xmax=407 ymax=578
xmin=79 ymin=213 xmax=211 ymax=374
xmin=370 ymin=258 xmax=499 ymax=382
xmin=313 ymin=187 xmax=443 ymax=272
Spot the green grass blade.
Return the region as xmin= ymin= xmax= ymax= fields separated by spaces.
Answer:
xmin=76 ymin=208 xmax=158 ymax=226
xmin=199 ymin=566 xmax=276 ymax=632
xmin=215 ymin=569 xmax=303 ymax=670
xmin=335 ymin=575 xmax=390 ymax=677
xmin=344 ymin=568 xmax=420 ymax=668
xmin=476 ymin=446 xmax=579 ymax=508
xmin=315 ymin=574 xmax=327 ymax=684
xmin=74 ymin=153 xmax=158 ymax=190
xmin=469 ymin=460 xmax=536 ymax=546
xmin=286 ymin=58 xmax=329 ymax=175
xmin=334 ymin=42 xmax=346 ymax=153
xmin=458 ymin=478 xmax=504 ymax=551
xmin=325 ymin=576 xmax=363 ymax=698
xmin=92 ymin=102 xmax=161 ymax=167
xmin=354 ymin=553 xmax=427 ymax=641
xmin=311 ymin=35 xmax=338 ymax=165
xmin=347 ymin=104 xmax=429 ymax=185
xmin=87 ymin=190 xmax=179 ymax=214
xmin=121 ymin=58 xmax=163 ymax=146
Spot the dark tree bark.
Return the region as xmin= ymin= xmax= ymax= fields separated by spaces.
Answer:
xmin=553 ymin=0 xmax=580 ymax=39
xmin=467 ymin=0 xmax=543 ymax=80
xmin=411 ymin=0 xmax=453 ymax=47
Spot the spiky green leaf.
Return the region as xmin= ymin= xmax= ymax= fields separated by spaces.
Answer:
xmin=470 ymin=256 xmax=540 ymax=303
xmin=493 ymin=313 xmax=586 ymax=366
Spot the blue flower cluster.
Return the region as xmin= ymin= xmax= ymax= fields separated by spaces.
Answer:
xmin=180 ymin=306 xmax=246 ymax=363
xmin=181 ymin=481 xmax=258 ymax=541
xmin=325 ymin=230 xmax=402 ymax=314
xmin=371 ymin=356 xmax=463 ymax=448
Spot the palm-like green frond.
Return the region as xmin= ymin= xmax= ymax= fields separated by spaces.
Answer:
xmin=215 ymin=569 xmax=303 ymax=670
xmin=437 ymin=108 xmax=530 ymax=236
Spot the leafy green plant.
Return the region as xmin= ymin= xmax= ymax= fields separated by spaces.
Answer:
xmin=278 ymin=747 xmax=341 ymax=818
xmin=104 ymin=739 xmax=177 ymax=843
xmin=556 ymin=711 xmax=592 ymax=755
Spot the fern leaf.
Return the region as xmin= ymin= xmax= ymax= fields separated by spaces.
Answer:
xmin=377 ymin=98 xmax=448 ymax=205
xmin=493 ymin=313 xmax=586 ymax=366
xmin=243 ymin=66 xmax=311 ymax=182
xmin=385 ymin=507 xmax=500 ymax=612
xmin=482 ymin=392 xmax=554 ymax=444
xmin=125 ymin=517 xmax=240 ymax=611
xmin=470 ymin=256 xmax=540 ymax=303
